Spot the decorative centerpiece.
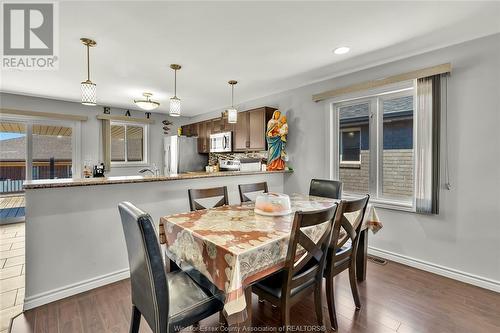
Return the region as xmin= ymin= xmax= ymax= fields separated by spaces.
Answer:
xmin=266 ymin=110 xmax=288 ymax=171
xmin=254 ymin=192 xmax=292 ymax=216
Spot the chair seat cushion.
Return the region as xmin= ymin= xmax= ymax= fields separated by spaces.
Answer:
xmin=253 ymin=260 xmax=319 ymax=299
xmin=167 ymin=270 xmax=223 ymax=329
xmin=336 ymin=245 xmax=351 ymax=256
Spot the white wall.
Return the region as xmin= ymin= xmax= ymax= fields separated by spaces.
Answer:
xmin=0 ymin=93 xmax=192 ymax=176
xmin=191 ymin=34 xmax=500 ymax=289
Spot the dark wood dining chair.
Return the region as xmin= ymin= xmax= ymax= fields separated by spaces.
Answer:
xmin=118 ymin=202 xmax=224 ymax=333
xmin=309 ymin=179 xmax=343 ymax=199
xmin=238 ymin=182 xmax=269 ymax=203
xmin=188 ymin=186 xmax=229 ymax=211
xmin=324 ymin=195 xmax=369 ymax=330
xmin=252 ymin=205 xmax=338 ymax=331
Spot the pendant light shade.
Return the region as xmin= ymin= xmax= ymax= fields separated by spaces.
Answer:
xmin=169 ymin=64 xmax=182 ymax=117
xmin=226 ymin=80 xmax=238 ymax=124
xmin=134 ymin=92 xmax=160 ymax=111
xmin=81 ymin=80 xmax=96 ymax=106
xmin=170 ymin=96 xmax=181 ymax=116
xmin=80 ymin=38 xmax=97 ymax=106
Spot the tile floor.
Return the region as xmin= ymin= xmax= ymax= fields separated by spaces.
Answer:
xmin=0 ymin=223 xmax=25 ymax=333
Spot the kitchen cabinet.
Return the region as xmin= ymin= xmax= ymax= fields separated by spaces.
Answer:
xmin=233 ymin=111 xmax=249 ymax=151
xmin=189 ymin=123 xmax=198 ymax=137
xmin=187 ymin=106 xmax=276 ymax=153
xmin=181 ymin=125 xmax=190 ymax=136
xmin=248 ymin=108 xmax=266 ymax=150
xmin=234 ymin=107 xmax=276 ymax=151
xmin=211 ymin=118 xmax=223 ymax=134
xmin=197 ymin=121 xmax=208 ymax=153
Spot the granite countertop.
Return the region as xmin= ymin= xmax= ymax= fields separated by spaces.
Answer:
xmin=23 ymin=170 xmax=292 ymax=189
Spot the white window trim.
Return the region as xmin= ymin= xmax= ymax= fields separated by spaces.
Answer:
xmin=110 ymin=121 xmax=149 ymax=167
xmin=339 ymin=127 xmax=361 ymax=164
xmin=326 ymin=82 xmax=417 ymax=212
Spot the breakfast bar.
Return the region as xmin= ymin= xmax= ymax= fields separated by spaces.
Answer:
xmin=22 ymin=170 xmax=290 ymax=310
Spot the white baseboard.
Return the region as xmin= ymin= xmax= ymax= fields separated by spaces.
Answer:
xmin=24 ymin=268 xmax=130 ymax=310
xmin=368 ymin=247 xmax=500 ymax=293
xmin=22 ymin=248 xmax=500 ymax=311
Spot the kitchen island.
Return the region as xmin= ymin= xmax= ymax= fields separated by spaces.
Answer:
xmin=23 ymin=170 xmax=291 ymax=309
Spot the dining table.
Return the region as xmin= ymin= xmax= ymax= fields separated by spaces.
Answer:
xmin=158 ymin=193 xmax=382 ymax=326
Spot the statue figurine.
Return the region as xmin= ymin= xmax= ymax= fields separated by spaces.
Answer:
xmin=266 ymin=110 xmax=288 ymax=171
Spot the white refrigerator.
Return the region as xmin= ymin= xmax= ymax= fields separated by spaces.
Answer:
xmin=164 ymin=136 xmax=207 ymax=175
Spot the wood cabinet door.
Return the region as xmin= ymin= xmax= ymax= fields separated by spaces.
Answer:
xmin=248 ymin=108 xmax=266 ymax=150
xmin=204 ymin=120 xmax=212 ymax=153
xmin=233 ymin=111 xmax=249 ymax=151
xmin=222 ymin=117 xmax=234 ymax=132
xmin=190 ymin=123 xmax=198 ymax=137
xmin=212 ymin=118 xmax=223 ymax=134
xmin=197 ymin=121 xmax=207 ymax=153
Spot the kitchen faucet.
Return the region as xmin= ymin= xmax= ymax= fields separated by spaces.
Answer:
xmin=139 ymin=164 xmax=159 ymax=176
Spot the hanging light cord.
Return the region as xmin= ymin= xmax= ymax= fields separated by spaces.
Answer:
xmin=86 ymin=44 xmax=90 ymax=81
xmin=231 ymin=83 xmax=234 ymax=108
xmin=173 ymin=69 xmax=177 ymax=97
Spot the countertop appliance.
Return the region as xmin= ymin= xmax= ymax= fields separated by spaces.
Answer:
xmin=164 ymin=136 xmax=207 ymax=174
xmin=219 ymin=159 xmax=240 ymax=171
xmin=93 ymin=163 xmax=105 ymax=177
xmin=239 ymin=158 xmax=262 ymax=172
xmin=210 ymin=132 xmax=232 ymax=153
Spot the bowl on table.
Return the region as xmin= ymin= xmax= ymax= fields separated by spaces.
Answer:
xmin=254 ymin=193 xmax=292 ymax=216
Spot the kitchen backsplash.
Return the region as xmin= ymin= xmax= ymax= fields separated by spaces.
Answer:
xmin=209 ymin=151 xmax=268 ymax=166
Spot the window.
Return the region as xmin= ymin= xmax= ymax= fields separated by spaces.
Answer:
xmin=332 ymin=86 xmax=415 ymax=209
xmin=111 ymin=122 xmax=148 ymax=164
xmin=340 ymin=128 xmax=361 ymax=163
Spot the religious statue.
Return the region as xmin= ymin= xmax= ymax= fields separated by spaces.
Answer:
xmin=266 ymin=110 xmax=288 ymax=171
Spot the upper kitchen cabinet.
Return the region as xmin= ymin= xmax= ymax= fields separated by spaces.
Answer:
xmin=234 ymin=107 xmax=276 ymax=151
xmin=187 ymin=106 xmax=276 ymax=153
xmin=233 ymin=111 xmax=249 ymax=151
xmin=197 ymin=121 xmax=210 ymax=153
xmin=211 ymin=118 xmax=223 ymax=134
xmin=189 ymin=122 xmax=199 ymax=137
xmin=181 ymin=123 xmax=199 ymax=137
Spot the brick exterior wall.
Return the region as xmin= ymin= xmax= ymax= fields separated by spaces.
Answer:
xmin=339 ymin=149 xmax=413 ymax=199
xmin=382 ymin=149 xmax=414 ymax=199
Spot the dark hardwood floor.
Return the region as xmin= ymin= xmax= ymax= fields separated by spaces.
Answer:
xmin=11 ymin=260 xmax=500 ymax=333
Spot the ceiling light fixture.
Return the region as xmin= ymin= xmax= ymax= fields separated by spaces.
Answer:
xmin=134 ymin=92 xmax=160 ymax=111
xmin=226 ymin=80 xmax=238 ymax=124
xmin=169 ymin=64 xmax=182 ymax=117
xmin=80 ymin=38 xmax=97 ymax=106
xmin=333 ymin=46 xmax=350 ymax=55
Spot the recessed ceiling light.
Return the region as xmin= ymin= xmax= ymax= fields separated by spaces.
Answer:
xmin=333 ymin=46 xmax=350 ymax=55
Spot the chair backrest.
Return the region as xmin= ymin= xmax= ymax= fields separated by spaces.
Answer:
xmin=329 ymin=195 xmax=370 ymax=267
xmin=118 ymin=202 xmax=168 ymax=333
xmin=309 ymin=179 xmax=343 ymax=199
xmin=188 ymin=186 xmax=229 ymax=211
xmin=238 ymin=182 xmax=269 ymax=203
xmin=282 ymin=205 xmax=337 ymax=294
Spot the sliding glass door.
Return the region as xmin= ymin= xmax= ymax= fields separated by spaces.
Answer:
xmin=32 ymin=124 xmax=73 ymax=180
xmin=0 ymin=121 xmax=27 ymax=194
xmin=0 ymin=117 xmax=78 ymax=185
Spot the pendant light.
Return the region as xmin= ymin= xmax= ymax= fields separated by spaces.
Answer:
xmin=134 ymin=92 xmax=160 ymax=111
xmin=226 ymin=80 xmax=238 ymax=124
xmin=169 ymin=64 xmax=182 ymax=117
xmin=80 ymin=38 xmax=97 ymax=106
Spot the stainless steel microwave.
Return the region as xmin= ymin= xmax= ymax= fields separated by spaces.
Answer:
xmin=210 ymin=132 xmax=232 ymax=153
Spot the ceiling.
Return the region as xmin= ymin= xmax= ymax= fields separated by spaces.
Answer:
xmin=1 ymin=1 xmax=499 ymax=117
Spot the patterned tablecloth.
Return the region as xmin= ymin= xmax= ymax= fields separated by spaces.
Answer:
xmin=159 ymin=194 xmax=382 ymax=323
